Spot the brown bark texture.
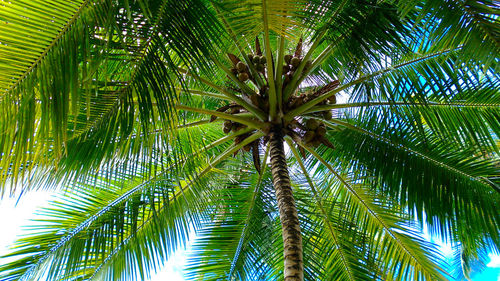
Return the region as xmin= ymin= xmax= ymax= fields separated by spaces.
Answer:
xmin=269 ymin=129 xmax=304 ymax=281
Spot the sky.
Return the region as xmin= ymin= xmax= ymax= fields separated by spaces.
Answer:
xmin=1 ymin=191 xmax=499 ymax=281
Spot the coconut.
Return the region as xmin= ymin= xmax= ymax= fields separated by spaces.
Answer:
xmin=223 ymin=120 xmax=232 ymax=134
xmin=250 ymin=94 xmax=260 ymax=106
xmin=312 ymin=138 xmax=321 ymax=147
xmin=292 ymin=96 xmax=304 ymax=108
xmin=303 ymin=131 xmax=315 ymax=143
xmin=234 ymin=135 xmax=244 ymax=145
xmin=259 ymin=56 xmax=267 ymax=64
xmin=255 ymin=63 xmax=264 ymax=72
xmin=323 ymin=110 xmax=332 ymax=120
xmin=238 ymin=72 xmax=249 ymax=82
xmin=291 ymin=57 xmax=301 ymax=68
xmin=232 ymin=123 xmax=243 ymax=132
xmin=282 ymin=65 xmax=290 ymax=73
xmin=283 ymin=74 xmax=291 ymax=84
xmin=247 ymin=53 xmax=254 ymax=61
xmin=316 ymin=125 xmax=326 ymax=136
xmin=288 ymin=119 xmax=299 ymax=129
xmin=306 ymin=119 xmax=319 ymax=130
xmin=252 ymin=56 xmax=261 ymax=64
xmin=284 ymin=54 xmax=292 ymax=64
xmin=236 ymin=61 xmax=246 ymax=72
xmin=230 ymin=107 xmax=240 ymax=114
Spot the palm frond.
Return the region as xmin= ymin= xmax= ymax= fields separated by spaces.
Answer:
xmin=0 ymin=1 xmax=498 ymax=280
xmin=213 ymin=0 xmax=308 ymax=41
xmin=321 ymin=118 xmax=500 ymax=250
xmin=184 ymin=169 xmax=274 ymax=280
xmin=335 ymin=80 xmax=500 ymax=153
xmin=0 ymin=121 xmax=252 ymax=280
xmin=0 ymin=0 xmax=223 ymax=194
xmin=422 ymin=0 xmax=499 ymax=68
xmin=0 ymin=170 xmax=195 ymax=280
xmin=303 ymin=145 xmax=448 ymax=281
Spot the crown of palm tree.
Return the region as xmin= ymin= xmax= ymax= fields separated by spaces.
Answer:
xmin=0 ymin=0 xmax=498 ymax=280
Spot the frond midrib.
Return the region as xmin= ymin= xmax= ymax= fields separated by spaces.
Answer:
xmin=284 ymin=47 xmax=460 ymax=120
xmin=20 ymin=132 xmax=262 ymax=280
xmin=228 ymin=144 xmax=270 ymax=277
xmin=287 ymin=139 xmax=356 ymax=281
xmin=305 ymin=145 xmax=446 ymax=280
xmin=90 ymin=133 xmax=264 ymax=279
xmin=58 ymin=0 xmax=172 ymax=144
xmin=306 ymin=101 xmax=500 ymax=113
xmin=3 ymin=0 xmax=91 ymax=95
xmin=328 ymin=119 xmax=495 ymax=189
xmin=460 ymin=2 xmax=500 ymax=49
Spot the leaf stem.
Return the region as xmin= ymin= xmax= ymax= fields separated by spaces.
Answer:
xmin=286 ymin=138 xmax=355 ymax=280
xmin=275 ymin=36 xmax=286 ymax=114
xmin=229 ymin=143 xmax=270 ymax=277
xmin=262 ymin=0 xmax=277 ymax=121
xmin=325 ymin=118 xmax=493 ymax=189
xmin=301 ymin=143 xmax=446 ymax=280
xmin=285 ymin=49 xmax=456 ymax=121
xmin=176 ymin=88 xmax=230 ymax=101
xmin=176 ymin=105 xmax=264 ymax=130
xmin=178 ymin=67 xmax=267 ymax=121
xmin=303 ymin=101 xmax=500 ymax=114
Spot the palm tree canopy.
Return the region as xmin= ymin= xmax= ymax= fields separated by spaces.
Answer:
xmin=0 ymin=0 xmax=498 ymax=280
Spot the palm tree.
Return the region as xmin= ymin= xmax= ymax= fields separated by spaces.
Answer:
xmin=0 ymin=0 xmax=498 ymax=280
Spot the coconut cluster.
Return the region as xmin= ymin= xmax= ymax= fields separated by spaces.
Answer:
xmin=212 ymin=103 xmax=260 ymax=157
xmin=282 ymin=54 xmax=311 ymax=87
xmin=230 ymin=61 xmax=250 ymax=82
xmin=217 ymin=38 xmax=339 ymax=161
xmin=301 ymin=119 xmax=330 ymax=148
xmin=221 ymin=106 xmax=246 ymax=133
xmin=248 ymin=53 xmax=267 ymax=72
xmin=286 ymin=80 xmax=338 ymax=114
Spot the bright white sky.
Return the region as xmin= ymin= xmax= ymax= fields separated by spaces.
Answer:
xmin=1 ymin=191 xmax=499 ymax=280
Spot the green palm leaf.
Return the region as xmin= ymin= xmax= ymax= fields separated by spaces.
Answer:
xmin=0 ymin=1 xmax=498 ymax=280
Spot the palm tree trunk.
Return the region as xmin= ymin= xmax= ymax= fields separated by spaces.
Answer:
xmin=269 ymin=128 xmax=304 ymax=281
